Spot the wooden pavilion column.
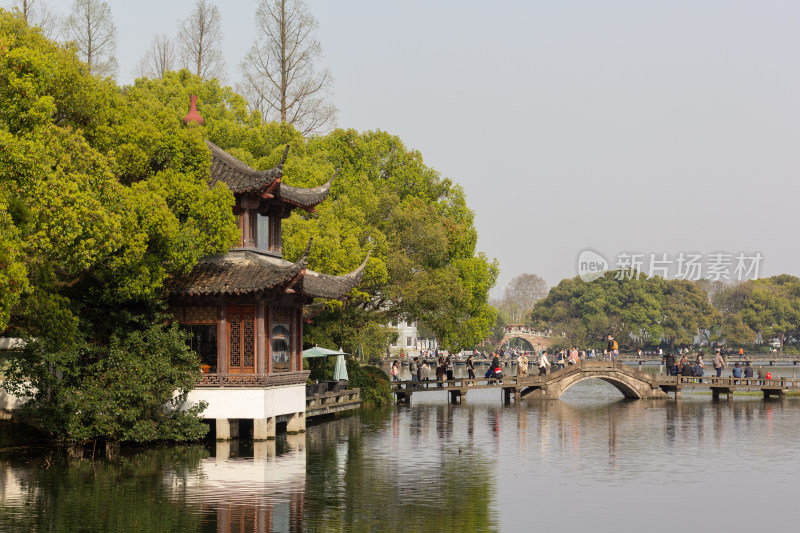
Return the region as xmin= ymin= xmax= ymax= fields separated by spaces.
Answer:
xmin=256 ymin=300 xmax=266 ymax=373
xmin=265 ymin=305 xmax=272 ymax=374
xmin=218 ymin=304 xmax=228 ymax=375
xmin=240 ymin=197 xmax=259 ymax=248
xmin=295 ymin=307 xmax=303 ymax=372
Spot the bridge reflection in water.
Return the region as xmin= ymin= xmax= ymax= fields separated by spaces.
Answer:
xmin=391 ymin=360 xmax=800 ymax=403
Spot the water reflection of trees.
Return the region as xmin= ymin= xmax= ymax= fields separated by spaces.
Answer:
xmin=304 ymin=408 xmax=497 ymax=532
xmin=0 ymin=447 xmax=209 ymax=532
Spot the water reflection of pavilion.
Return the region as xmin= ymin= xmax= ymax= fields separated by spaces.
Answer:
xmin=165 ymin=437 xmax=306 ymax=533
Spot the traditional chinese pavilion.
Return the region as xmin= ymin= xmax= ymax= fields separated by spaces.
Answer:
xmin=170 ymin=104 xmax=367 ymax=440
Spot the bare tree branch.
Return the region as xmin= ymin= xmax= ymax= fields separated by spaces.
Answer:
xmin=134 ymin=33 xmax=175 ymax=79
xmin=504 ymin=273 xmax=549 ymax=312
xmin=177 ymin=0 xmax=225 ymax=81
xmin=62 ymin=0 xmax=117 ymax=78
xmin=238 ymin=0 xmax=337 ymax=136
xmin=10 ymin=0 xmax=61 ymax=39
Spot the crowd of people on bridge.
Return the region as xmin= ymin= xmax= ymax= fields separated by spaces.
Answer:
xmin=660 ymin=348 xmax=774 ymax=382
xmin=503 ymin=324 xmax=552 ymax=336
xmin=391 ymin=340 xmax=779 ymax=389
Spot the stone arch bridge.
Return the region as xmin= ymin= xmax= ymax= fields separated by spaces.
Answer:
xmin=519 ymin=361 xmax=668 ymax=400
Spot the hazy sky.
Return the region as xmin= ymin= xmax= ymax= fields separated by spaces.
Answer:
xmin=14 ymin=1 xmax=800 ymax=294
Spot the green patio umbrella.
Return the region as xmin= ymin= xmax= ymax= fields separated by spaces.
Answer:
xmin=302 ymin=346 xmax=348 ymax=358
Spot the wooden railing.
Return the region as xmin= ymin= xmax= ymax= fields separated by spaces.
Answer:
xmin=656 ymin=375 xmax=800 ymax=390
xmin=306 ymin=388 xmax=361 ymax=417
xmin=196 ymin=370 xmax=310 ymax=388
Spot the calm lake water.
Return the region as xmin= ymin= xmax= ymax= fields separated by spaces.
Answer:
xmin=2 ymin=365 xmax=800 ymax=532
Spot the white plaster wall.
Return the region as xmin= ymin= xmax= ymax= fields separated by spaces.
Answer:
xmin=184 ymin=384 xmax=306 ymax=419
xmin=0 ymin=385 xmax=29 ymax=411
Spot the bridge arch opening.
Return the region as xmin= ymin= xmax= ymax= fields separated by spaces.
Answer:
xmin=502 ymin=336 xmax=535 ymax=351
xmin=558 ymin=375 xmax=644 ymax=400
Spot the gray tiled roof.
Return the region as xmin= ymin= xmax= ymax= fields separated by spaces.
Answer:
xmin=279 ymin=174 xmax=335 ymax=209
xmin=169 ymin=241 xmax=369 ymax=300
xmin=206 ymin=141 xmax=284 ymax=194
xmin=206 ymin=141 xmax=332 ymax=208
xmin=168 ymin=250 xmax=304 ymax=296
xmin=299 ymin=252 xmax=370 ymax=299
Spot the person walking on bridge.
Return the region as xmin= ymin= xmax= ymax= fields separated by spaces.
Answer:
xmin=517 ymin=352 xmax=529 ymax=378
xmin=607 ymin=335 xmax=619 ymax=362
xmin=467 ymin=354 xmax=476 ymax=381
xmin=665 ymin=352 xmax=676 ymax=375
xmin=421 ymin=360 xmax=431 ymax=381
xmin=538 ymin=351 xmax=550 ymax=376
xmin=486 ymin=352 xmax=500 ymax=379
xmin=713 ymin=350 xmax=726 ymax=377
xmin=409 ymin=357 xmax=419 ymax=382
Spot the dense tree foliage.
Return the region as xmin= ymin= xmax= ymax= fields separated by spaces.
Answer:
xmin=1 ymin=11 xmax=498 ymax=441
xmin=124 ymin=75 xmax=499 ymax=353
xmin=0 ymin=11 xmax=238 ymax=442
xmin=713 ymin=275 xmax=800 ymax=350
xmin=283 ymin=129 xmax=498 ymax=353
xmin=529 ymin=271 xmax=800 ymax=352
xmin=530 ymin=273 xmax=719 ymax=350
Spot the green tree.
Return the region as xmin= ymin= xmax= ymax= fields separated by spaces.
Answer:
xmin=282 ymin=129 xmax=498 ymax=353
xmin=0 ymin=11 xmax=238 ymax=442
xmin=128 ymin=72 xmax=499 ymax=357
xmin=660 ymin=278 xmax=719 ymax=351
xmin=719 ymin=313 xmax=756 ymax=346
xmin=735 ymin=276 xmax=800 ymax=349
xmin=531 ymin=273 xmax=719 ymax=350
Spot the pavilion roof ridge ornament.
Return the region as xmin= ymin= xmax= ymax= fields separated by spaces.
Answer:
xmin=183 ymin=95 xmax=204 ymax=126
xmin=284 ymin=238 xmax=312 ymax=294
xmin=278 ymin=144 xmax=290 ymax=169
xmin=294 ymin=237 xmax=313 ymax=270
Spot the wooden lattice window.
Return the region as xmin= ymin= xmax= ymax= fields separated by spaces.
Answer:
xmin=228 ymin=305 xmax=255 ymax=374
